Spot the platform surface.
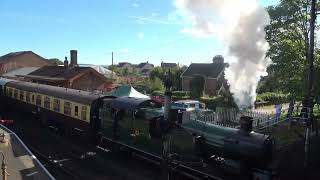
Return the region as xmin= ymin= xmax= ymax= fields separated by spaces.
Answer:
xmin=0 ymin=124 xmax=54 ymax=180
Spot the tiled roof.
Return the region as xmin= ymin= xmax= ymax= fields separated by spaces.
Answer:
xmin=0 ymin=51 xmax=47 ymax=62
xmin=28 ymin=66 xmax=91 ymax=80
xmin=2 ymin=67 xmax=40 ymax=77
xmin=161 ymin=62 xmax=177 ymax=68
xmin=182 ymin=63 xmax=227 ymax=78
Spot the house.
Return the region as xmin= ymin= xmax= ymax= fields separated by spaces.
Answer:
xmin=181 ymin=55 xmax=229 ymax=96
xmin=0 ymin=51 xmax=51 ymax=75
xmin=161 ymin=62 xmax=178 ymax=69
xmin=136 ymin=61 xmax=154 ymax=75
xmin=22 ymin=50 xmax=114 ymax=92
xmin=117 ymin=62 xmax=132 ymax=69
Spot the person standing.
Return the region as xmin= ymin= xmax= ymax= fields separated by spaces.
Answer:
xmin=275 ymin=102 xmax=282 ymax=124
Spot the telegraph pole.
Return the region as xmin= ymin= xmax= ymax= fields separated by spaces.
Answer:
xmin=304 ymin=0 xmax=317 ymax=172
xmin=111 ymin=52 xmax=114 ymax=79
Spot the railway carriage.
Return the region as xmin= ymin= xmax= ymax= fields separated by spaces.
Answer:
xmin=0 ymin=78 xmax=113 ymax=137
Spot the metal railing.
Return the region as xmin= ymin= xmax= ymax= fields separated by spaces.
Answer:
xmin=182 ymin=105 xmax=313 ymax=131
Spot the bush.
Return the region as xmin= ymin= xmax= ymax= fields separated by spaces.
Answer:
xmin=190 ymin=74 xmax=205 ymax=98
xmin=151 ymin=91 xmax=164 ymax=96
xmin=256 ymin=92 xmax=291 ymax=104
xmin=200 ymin=95 xmax=237 ymax=110
xmin=255 ymin=92 xmax=291 ymax=108
xmin=172 ymin=91 xmax=189 ymax=97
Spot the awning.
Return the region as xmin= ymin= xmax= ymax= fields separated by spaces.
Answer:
xmin=111 ymin=85 xmax=150 ymax=99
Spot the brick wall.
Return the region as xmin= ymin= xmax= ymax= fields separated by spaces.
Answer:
xmin=182 ymin=76 xmax=218 ymax=96
xmin=71 ymin=71 xmax=105 ymax=92
xmin=204 ymin=78 xmax=217 ymax=96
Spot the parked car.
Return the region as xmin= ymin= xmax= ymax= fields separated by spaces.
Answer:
xmin=171 ymin=100 xmax=205 ymax=112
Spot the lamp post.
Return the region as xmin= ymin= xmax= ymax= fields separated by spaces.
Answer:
xmin=162 ymin=70 xmax=173 ymax=180
xmin=0 ymin=152 xmax=8 ymax=180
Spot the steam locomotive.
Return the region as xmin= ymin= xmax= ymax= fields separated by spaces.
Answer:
xmin=0 ymin=77 xmax=274 ymax=179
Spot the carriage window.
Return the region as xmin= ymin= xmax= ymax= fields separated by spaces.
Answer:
xmin=64 ymin=101 xmax=71 ymax=115
xmin=14 ymin=89 xmax=18 ymax=99
xmin=19 ymin=91 xmax=24 ymax=101
xmin=74 ymin=106 xmax=79 ymax=117
xmin=8 ymin=88 xmax=12 ymax=97
xmin=36 ymin=95 xmax=42 ymax=106
xmin=81 ymin=106 xmax=87 ymax=120
xmin=44 ymin=96 xmax=50 ymax=109
xmin=53 ymin=99 xmax=60 ymax=112
xmin=26 ymin=92 xmax=30 ymax=102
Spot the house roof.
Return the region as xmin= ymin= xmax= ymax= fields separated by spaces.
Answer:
xmin=137 ymin=62 xmax=154 ymax=68
xmin=118 ymin=62 xmax=131 ymax=67
xmin=78 ymin=64 xmax=115 ymax=75
xmin=2 ymin=67 xmax=41 ymax=78
xmin=0 ymin=51 xmax=48 ymax=63
xmin=161 ymin=62 xmax=177 ymax=68
xmin=182 ymin=63 xmax=227 ymax=78
xmin=28 ymin=66 xmax=91 ymax=80
xmin=23 ymin=66 xmax=109 ymax=84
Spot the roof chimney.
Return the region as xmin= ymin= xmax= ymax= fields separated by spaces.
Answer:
xmin=70 ymin=50 xmax=78 ymax=67
xmin=64 ymin=57 xmax=69 ymax=67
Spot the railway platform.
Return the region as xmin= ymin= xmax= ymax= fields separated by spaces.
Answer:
xmin=0 ymin=123 xmax=54 ymax=180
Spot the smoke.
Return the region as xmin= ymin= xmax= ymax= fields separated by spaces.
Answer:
xmin=175 ymin=0 xmax=271 ymax=108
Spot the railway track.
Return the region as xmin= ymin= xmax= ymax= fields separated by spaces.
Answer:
xmin=27 ymin=145 xmax=82 ymax=180
xmin=3 ymin=109 xmax=232 ymax=180
xmin=4 ymin=111 xmax=160 ymax=180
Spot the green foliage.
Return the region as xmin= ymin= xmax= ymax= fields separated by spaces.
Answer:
xmin=262 ymin=0 xmax=314 ymax=98
xmin=172 ymin=91 xmax=189 ymax=97
xmin=256 ymin=92 xmax=291 ymax=106
xmin=200 ymin=94 xmax=237 ymax=111
xmin=112 ymin=66 xmax=139 ymax=77
xmin=134 ymin=77 xmax=164 ymax=94
xmin=149 ymin=67 xmax=183 ymax=91
xmin=47 ymin=58 xmax=63 ymax=65
xmin=190 ymin=74 xmax=205 ymax=98
xmin=151 ymin=90 xmax=164 ymax=96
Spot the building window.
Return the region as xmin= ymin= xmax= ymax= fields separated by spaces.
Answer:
xmin=19 ymin=91 xmax=24 ymax=101
xmin=26 ymin=92 xmax=31 ymax=103
xmin=74 ymin=106 xmax=79 ymax=117
xmin=14 ymin=89 xmax=18 ymax=99
xmin=53 ymin=99 xmax=60 ymax=112
xmin=32 ymin=95 xmax=35 ymax=103
xmin=81 ymin=106 xmax=87 ymax=121
xmin=64 ymin=101 xmax=71 ymax=115
xmin=36 ymin=95 xmax=42 ymax=106
xmin=44 ymin=96 xmax=50 ymax=109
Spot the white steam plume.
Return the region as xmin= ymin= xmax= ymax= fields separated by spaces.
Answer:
xmin=175 ymin=0 xmax=271 ymax=108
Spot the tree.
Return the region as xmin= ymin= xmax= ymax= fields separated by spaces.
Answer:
xmin=47 ymin=58 xmax=63 ymax=65
xmin=134 ymin=77 xmax=164 ymax=94
xmin=190 ymin=74 xmax=205 ymax=98
xmin=149 ymin=67 xmax=183 ymax=91
xmin=260 ymin=0 xmax=319 ymax=98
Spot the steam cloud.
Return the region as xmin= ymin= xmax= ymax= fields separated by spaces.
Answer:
xmin=175 ymin=0 xmax=271 ymax=108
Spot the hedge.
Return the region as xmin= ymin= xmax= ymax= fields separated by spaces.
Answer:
xmin=256 ymin=92 xmax=291 ymax=104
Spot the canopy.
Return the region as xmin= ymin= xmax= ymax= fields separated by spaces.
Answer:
xmin=112 ymin=85 xmax=150 ymax=99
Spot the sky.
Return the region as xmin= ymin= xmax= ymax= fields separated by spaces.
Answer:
xmin=0 ymin=0 xmax=279 ymax=66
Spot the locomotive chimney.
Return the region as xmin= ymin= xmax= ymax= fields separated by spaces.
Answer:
xmin=64 ymin=57 xmax=69 ymax=68
xmin=70 ymin=50 xmax=78 ymax=67
xmin=239 ymin=115 xmax=253 ymax=134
